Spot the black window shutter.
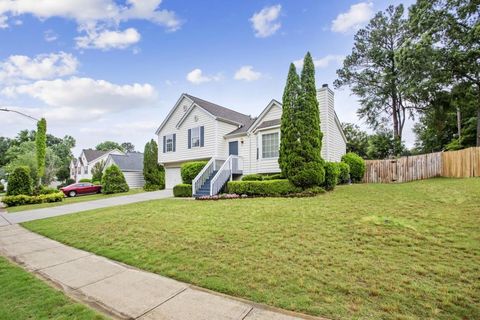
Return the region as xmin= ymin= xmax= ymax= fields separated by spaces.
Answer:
xmin=173 ymin=134 xmax=176 ymax=152
xmin=256 ymin=147 xmax=259 ymax=160
xmin=200 ymin=126 xmax=204 ymax=147
xmin=188 ymin=129 xmax=191 ymax=149
xmin=163 ymin=136 xmax=166 ymax=153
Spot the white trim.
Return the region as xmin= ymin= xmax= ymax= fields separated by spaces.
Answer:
xmin=176 ymin=103 xmax=216 ymax=129
xmin=155 ymin=94 xmax=194 ymax=135
xmin=247 ymin=99 xmax=282 ymax=133
xmin=334 ymin=111 xmax=348 ymax=143
xmin=260 ymin=131 xmax=280 ymax=159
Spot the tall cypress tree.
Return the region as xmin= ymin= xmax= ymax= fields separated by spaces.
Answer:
xmin=279 ymin=63 xmax=301 ymax=177
xmin=35 ymin=118 xmax=47 ymax=185
xmin=289 ymin=52 xmax=325 ymax=188
xmin=143 ymin=139 xmax=165 ymax=190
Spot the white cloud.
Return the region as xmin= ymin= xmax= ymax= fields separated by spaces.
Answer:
xmin=0 ymin=15 xmax=8 ymax=28
xmin=0 ymin=0 xmax=181 ymax=50
xmin=294 ymin=55 xmax=345 ymax=69
xmin=2 ymin=77 xmax=157 ymax=120
xmin=186 ymin=68 xmax=222 ymax=85
xmin=234 ymin=66 xmax=262 ymax=81
xmin=0 ymin=52 xmax=78 ymax=83
xmin=331 ymin=2 xmax=373 ymax=33
xmin=250 ymin=4 xmax=282 ymax=38
xmin=76 ymin=27 xmax=141 ymax=50
xmin=44 ymin=29 xmax=58 ymax=42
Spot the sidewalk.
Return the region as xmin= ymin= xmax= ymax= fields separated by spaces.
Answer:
xmin=0 ymin=189 xmax=173 ymax=224
xmin=0 ymin=224 xmax=325 ymax=320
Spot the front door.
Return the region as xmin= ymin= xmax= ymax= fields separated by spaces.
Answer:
xmin=229 ymin=141 xmax=238 ymax=156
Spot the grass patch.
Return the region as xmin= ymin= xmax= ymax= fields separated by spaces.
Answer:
xmin=23 ymin=178 xmax=480 ymax=319
xmin=7 ymin=188 xmax=146 ymax=213
xmin=0 ymin=256 xmax=105 ymax=320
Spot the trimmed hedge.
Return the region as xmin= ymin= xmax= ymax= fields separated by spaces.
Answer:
xmin=241 ymin=174 xmax=263 ymax=181
xmin=341 ymin=152 xmax=365 ymax=183
xmin=173 ymin=184 xmax=192 ymax=197
xmin=338 ymin=162 xmax=350 ymax=184
xmin=323 ymin=162 xmax=340 ymax=191
xmin=227 ymin=180 xmax=301 ymax=196
xmin=2 ymin=192 xmax=64 ymax=207
xmin=102 ymin=165 xmax=129 ymax=194
xmin=7 ymin=166 xmax=32 ymax=196
xmin=262 ymin=173 xmax=285 ymax=180
xmin=37 ymin=186 xmax=58 ymax=195
xmin=79 ymin=178 xmax=92 ymax=183
xmin=181 ymin=161 xmax=208 ymax=184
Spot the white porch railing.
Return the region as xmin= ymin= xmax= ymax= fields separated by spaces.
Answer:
xmin=210 ymin=155 xmax=242 ymax=196
xmin=192 ymin=157 xmax=225 ymax=196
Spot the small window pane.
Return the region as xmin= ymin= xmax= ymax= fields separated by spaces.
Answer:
xmin=166 ymin=134 xmax=174 ymax=152
xmin=191 ymin=127 xmax=200 ymax=148
xmin=262 ymin=133 xmax=279 ymax=158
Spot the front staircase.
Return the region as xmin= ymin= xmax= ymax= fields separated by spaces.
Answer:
xmin=194 ymin=170 xmax=218 ymax=196
xmin=192 ymin=155 xmax=242 ymax=197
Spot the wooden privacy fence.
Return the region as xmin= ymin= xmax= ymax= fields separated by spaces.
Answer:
xmin=363 ymin=147 xmax=480 ymax=183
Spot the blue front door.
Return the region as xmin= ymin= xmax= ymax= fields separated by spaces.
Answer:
xmin=229 ymin=141 xmax=238 ymax=156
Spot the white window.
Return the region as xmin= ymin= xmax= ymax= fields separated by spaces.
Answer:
xmin=191 ymin=127 xmax=200 ymax=148
xmin=166 ymin=134 xmax=174 ymax=152
xmin=262 ymin=132 xmax=279 ymax=158
xmin=77 ymin=167 xmax=81 ymax=174
xmin=84 ymin=166 xmax=88 ymax=174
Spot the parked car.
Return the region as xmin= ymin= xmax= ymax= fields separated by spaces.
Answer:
xmin=60 ymin=183 xmax=102 ymax=197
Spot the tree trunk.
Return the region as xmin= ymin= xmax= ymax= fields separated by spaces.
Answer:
xmin=392 ymin=99 xmax=400 ymax=140
xmin=477 ymin=85 xmax=480 ymax=147
xmin=456 ymin=107 xmax=462 ymax=140
xmin=477 ymin=105 xmax=480 ymax=146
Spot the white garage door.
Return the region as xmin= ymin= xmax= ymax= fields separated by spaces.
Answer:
xmin=165 ymin=167 xmax=182 ymax=189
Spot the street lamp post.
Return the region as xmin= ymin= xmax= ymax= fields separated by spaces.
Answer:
xmin=0 ymin=107 xmax=39 ymax=121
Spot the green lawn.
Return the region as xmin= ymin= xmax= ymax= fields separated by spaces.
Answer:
xmin=23 ymin=178 xmax=480 ymax=320
xmin=0 ymin=256 xmax=106 ymax=320
xmin=6 ymin=188 xmax=146 ymax=213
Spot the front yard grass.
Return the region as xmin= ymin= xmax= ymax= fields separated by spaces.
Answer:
xmin=23 ymin=178 xmax=480 ymax=319
xmin=0 ymin=256 xmax=105 ymax=320
xmin=6 ymin=188 xmax=146 ymax=213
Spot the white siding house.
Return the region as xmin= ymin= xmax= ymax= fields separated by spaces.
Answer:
xmin=70 ymin=149 xmax=124 ymax=182
xmin=156 ymin=86 xmax=347 ymax=193
xmin=104 ymin=152 xmax=145 ymax=188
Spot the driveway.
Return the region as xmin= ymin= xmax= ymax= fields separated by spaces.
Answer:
xmin=0 ymin=189 xmax=172 ymax=224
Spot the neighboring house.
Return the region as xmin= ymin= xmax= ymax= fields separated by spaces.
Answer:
xmin=104 ymin=152 xmax=145 ymax=188
xmin=70 ymin=149 xmax=124 ymax=182
xmin=155 ymin=84 xmax=347 ymax=194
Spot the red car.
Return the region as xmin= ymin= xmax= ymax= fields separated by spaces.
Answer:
xmin=60 ymin=183 xmax=102 ymax=197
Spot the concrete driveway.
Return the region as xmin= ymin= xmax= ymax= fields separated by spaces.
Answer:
xmin=0 ymin=189 xmax=173 ymax=224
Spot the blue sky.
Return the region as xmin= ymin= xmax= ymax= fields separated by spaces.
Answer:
xmin=0 ymin=0 xmax=414 ymax=154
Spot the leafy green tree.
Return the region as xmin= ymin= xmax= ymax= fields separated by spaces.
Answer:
xmin=35 ymin=118 xmax=47 ymax=183
xmin=102 ymin=165 xmax=129 ymax=194
xmin=51 ymin=135 xmax=76 ymax=182
xmin=143 ymin=139 xmax=165 ymax=190
xmin=341 ymin=123 xmax=369 ymax=158
xmin=121 ymin=142 xmax=135 ymax=153
xmin=404 ymin=0 xmax=479 ymax=145
xmin=7 ymin=166 xmax=32 ymax=196
xmin=283 ymin=53 xmax=325 ymax=188
xmin=0 ymin=137 xmax=12 ymax=167
xmin=335 ymin=5 xmax=412 ymax=140
xmin=279 ymin=63 xmax=301 ymax=178
xmin=91 ymin=160 xmax=105 ymax=183
xmin=96 ymin=141 xmax=123 ymax=151
xmin=367 ymin=128 xmax=406 ymax=159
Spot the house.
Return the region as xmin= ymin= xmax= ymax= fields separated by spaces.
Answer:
xmin=70 ymin=149 xmax=124 ymax=182
xmin=104 ymin=152 xmax=145 ymax=188
xmin=155 ymin=84 xmax=347 ymax=195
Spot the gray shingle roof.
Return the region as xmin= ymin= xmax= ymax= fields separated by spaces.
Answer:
xmin=184 ymin=94 xmax=253 ymax=126
xmin=225 ymin=118 xmax=256 ymax=136
xmin=110 ymin=152 xmax=144 ymax=172
xmin=83 ymin=149 xmax=109 ymax=162
xmin=256 ymin=119 xmax=280 ymax=130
